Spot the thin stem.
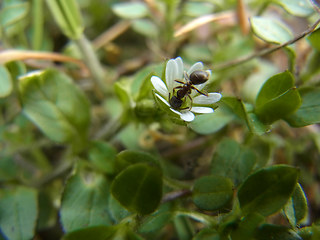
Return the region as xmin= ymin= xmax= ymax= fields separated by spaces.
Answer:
xmin=74 ymin=34 xmax=106 ymax=92
xmin=32 ymin=0 xmax=44 ymax=50
xmin=93 ymin=113 xmax=127 ymax=140
xmin=214 ymin=18 xmax=320 ymax=70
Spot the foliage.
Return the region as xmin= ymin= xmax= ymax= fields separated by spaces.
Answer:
xmin=0 ymin=0 xmax=320 ymax=239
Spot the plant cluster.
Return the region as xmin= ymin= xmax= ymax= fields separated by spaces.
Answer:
xmin=1 ymin=0 xmax=320 ymax=239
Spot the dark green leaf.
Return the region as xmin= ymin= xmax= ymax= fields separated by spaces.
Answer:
xmin=111 ymin=163 xmax=163 ymax=215
xmin=62 ymin=225 xmax=118 ymax=240
xmin=60 ymin=171 xmax=112 ymax=232
xmin=19 ymin=69 xmax=90 ymax=149
xmin=221 ymin=98 xmax=270 ymax=135
xmin=116 ymin=150 xmax=159 ymax=172
xmin=238 ymin=165 xmax=299 ymax=217
xmin=285 ymin=88 xmax=320 ymax=127
xmin=312 ymin=224 xmax=320 ymax=240
xmin=255 ymin=71 xmax=301 ymax=124
xmin=193 ymin=228 xmax=220 ymax=240
xmin=250 ymin=16 xmax=293 ymax=44
xmin=88 ymin=141 xmax=117 ymax=175
xmin=192 ymin=175 xmax=233 ymax=211
xmin=230 ymin=213 xmax=265 ymax=240
xmin=255 ymin=224 xmax=303 ymax=240
xmin=284 ymin=183 xmax=308 ymax=227
xmin=211 ymin=138 xmax=257 ymax=186
xmin=308 ymin=28 xmax=320 ymax=51
xmin=0 ymin=65 xmax=13 ymax=98
xmin=0 ymin=187 xmax=38 ymax=240
xmin=189 ymin=108 xmax=234 ymax=134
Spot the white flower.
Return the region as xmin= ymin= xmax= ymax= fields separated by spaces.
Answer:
xmin=151 ymin=57 xmax=222 ymax=122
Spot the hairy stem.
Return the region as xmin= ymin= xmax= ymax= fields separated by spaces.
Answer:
xmin=214 ymin=18 xmax=320 ymax=70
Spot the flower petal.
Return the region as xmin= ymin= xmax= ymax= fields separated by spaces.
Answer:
xmin=175 ymin=57 xmax=184 ymax=77
xmin=191 ymin=107 xmax=214 ymax=113
xmin=151 ymin=76 xmax=169 ymax=96
xmin=170 ymin=108 xmax=182 ymax=115
xmin=180 ymin=111 xmax=195 ymax=122
xmin=166 ymin=59 xmax=179 ymax=92
xmin=187 ymin=62 xmax=204 ymax=75
xmin=193 ymin=93 xmax=222 ymax=104
xmin=155 ymin=93 xmax=170 ymax=107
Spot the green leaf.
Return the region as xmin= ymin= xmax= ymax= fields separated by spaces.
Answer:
xmin=193 ymin=228 xmax=221 ymax=240
xmin=211 ymin=138 xmax=257 ymax=186
xmin=108 ymin=195 xmax=131 ymax=224
xmin=192 ymin=175 xmax=233 ymax=211
xmin=132 ymin=19 xmax=158 ymax=38
xmin=0 ymin=186 xmax=38 ymax=240
xmin=116 ymin=149 xmax=159 ymax=172
xmin=312 ymin=224 xmax=320 ymax=240
xmin=19 ymin=69 xmax=90 ymax=149
xmin=230 ymin=213 xmax=265 ymax=240
xmin=285 ymin=88 xmax=320 ymax=127
xmin=255 ymin=224 xmax=303 ymax=240
xmin=111 ymin=163 xmax=163 ymax=215
xmin=112 ymin=2 xmax=149 ymax=19
xmin=183 ymin=2 xmax=214 ymax=17
xmin=0 ymin=65 xmax=13 ymax=98
xmin=308 ymin=28 xmax=320 ymax=52
xmin=250 ymin=16 xmax=293 ymax=44
xmin=255 ymin=71 xmax=301 ymax=124
xmin=284 ymin=183 xmax=308 ymax=227
xmin=45 ymin=0 xmax=83 ymax=39
xmin=273 ymin=0 xmax=315 ymax=17
xmin=139 ymin=203 xmax=173 ymax=234
xmin=88 ymin=141 xmax=117 ymax=175
xmin=189 ymin=108 xmax=234 ymax=134
xmin=221 ymin=98 xmax=270 ymax=135
xmin=0 ymin=2 xmax=29 ymax=27
xmin=60 ymin=171 xmax=112 ymax=232
xmin=238 ymin=165 xmax=299 ymax=217
xmin=62 ymin=225 xmax=118 ymax=240
xmin=114 ymin=78 xmax=133 ymax=109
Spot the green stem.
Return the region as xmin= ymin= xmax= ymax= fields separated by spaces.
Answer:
xmin=32 ymin=0 xmax=44 ymax=50
xmin=74 ymin=34 xmax=106 ymax=92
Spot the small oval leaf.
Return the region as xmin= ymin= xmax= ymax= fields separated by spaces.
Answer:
xmin=284 ymin=183 xmax=309 ymax=227
xmin=274 ymin=0 xmax=315 ymax=17
xmin=192 ymin=175 xmax=233 ymax=211
xmin=60 ymin=171 xmax=112 ymax=232
xmin=238 ymin=165 xmax=299 ymax=217
xmin=0 ymin=65 xmax=13 ymax=98
xmin=250 ymin=16 xmax=293 ymax=44
xmin=285 ymin=88 xmax=320 ymax=127
xmin=62 ymin=226 xmax=117 ymax=240
xmin=189 ymin=108 xmax=234 ymax=134
xmin=0 ymin=187 xmax=38 ymax=240
xmin=112 ymin=2 xmax=149 ymax=19
xmin=111 ymin=163 xmax=163 ymax=215
xmin=255 ymin=71 xmax=301 ymax=124
xmin=211 ymin=138 xmax=257 ymax=186
xmin=19 ymin=69 xmax=90 ymax=148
